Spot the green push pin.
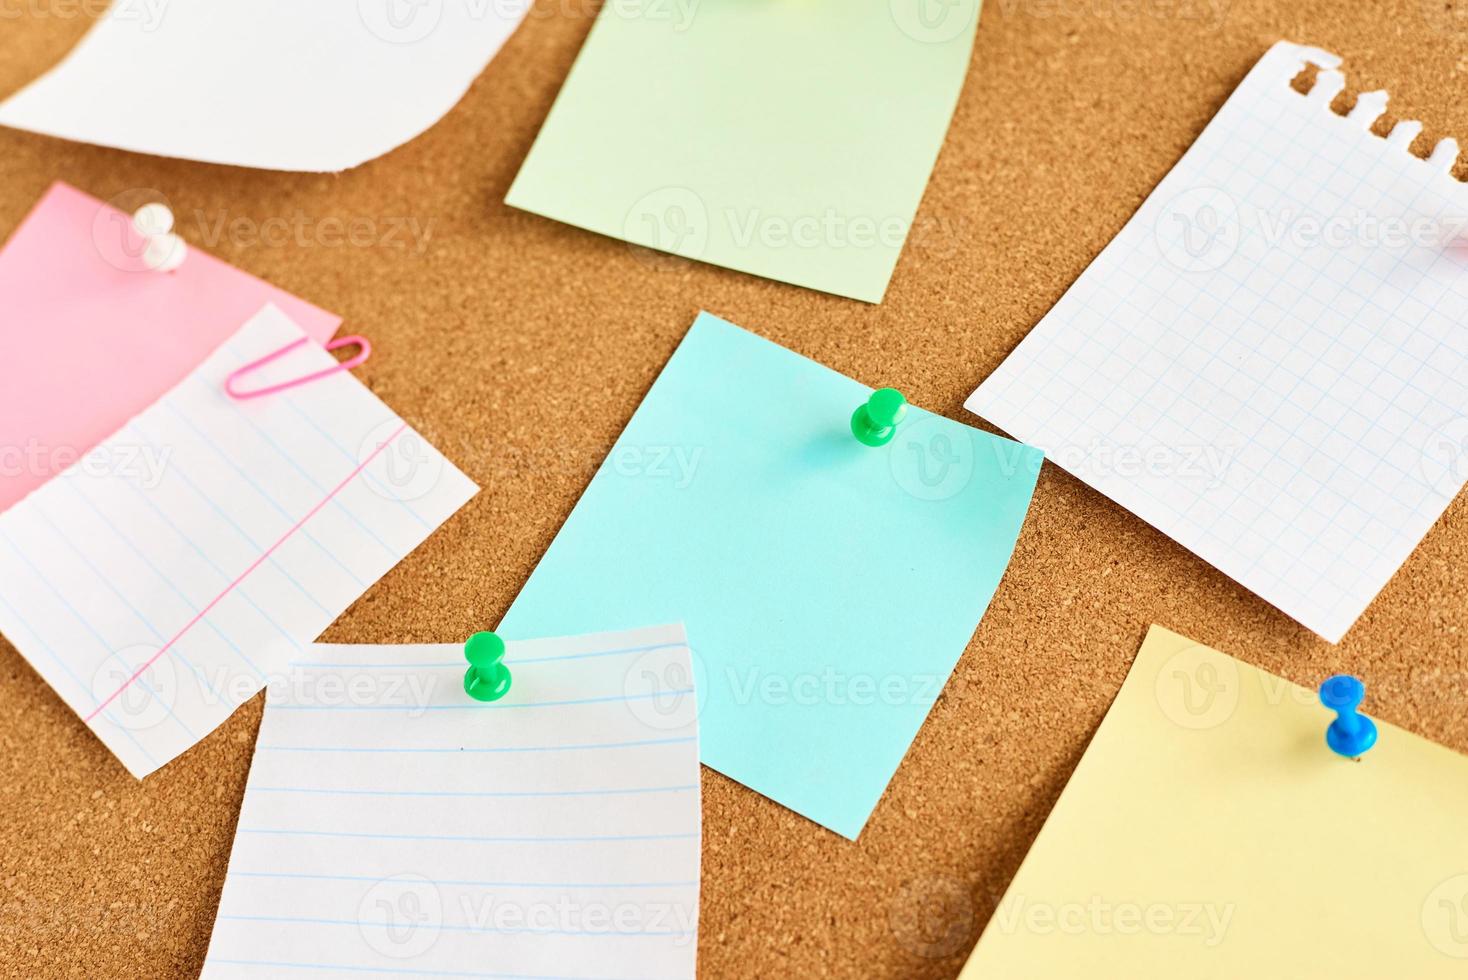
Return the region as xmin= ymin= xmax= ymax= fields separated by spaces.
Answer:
xmin=851 ymin=387 xmax=908 ymax=447
xmin=463 ymin=631 xmax=512 ymax=702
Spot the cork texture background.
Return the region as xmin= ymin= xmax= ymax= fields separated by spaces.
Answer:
xmin=3 ymin=1 xmax=1467 ymax=977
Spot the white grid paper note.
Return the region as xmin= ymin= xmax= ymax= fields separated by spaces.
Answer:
xmin=0 ymin=305 xmax=477 ymax=776
xmin=201 ymin=625 xmax=701 ymax=979
xmin=967 ymin=40 xmax=1468 ymax=641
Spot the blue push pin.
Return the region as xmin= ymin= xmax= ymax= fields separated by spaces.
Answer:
xmin=1319 ymin=674 xmax=1377 ymax=759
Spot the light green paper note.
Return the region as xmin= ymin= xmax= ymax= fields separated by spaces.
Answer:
xmin=505 ymin=0 xmax=981 ymax=303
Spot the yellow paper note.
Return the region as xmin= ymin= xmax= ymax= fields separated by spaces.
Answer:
xmin=960 ymin=626 xmax=1468 ymax=978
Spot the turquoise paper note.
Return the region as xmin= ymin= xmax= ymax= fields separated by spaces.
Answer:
xmin=501 ymin=313 xmax=1041 ymax=838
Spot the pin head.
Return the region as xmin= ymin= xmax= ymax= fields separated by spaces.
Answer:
xmin=464 ymin=631 xmax=512 ymax=703
xmin=132 ymin=202 xmax=175 ymax=238
xmin=851 ymin=387 xmax=908 ymax=447
xmin=131 ymin=203 xmax=187 ymax=273
xmin=1320 ymin=674 xmax=1364 ymax=713
xmin=1320 ymin=673 xmax=1377 ymax=758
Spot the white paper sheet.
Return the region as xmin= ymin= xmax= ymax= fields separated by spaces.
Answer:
xmin=0 ymin=305 xmax=478 ymax=776
xmin=966 ymin=41 xmax=1468 ymax=642
xmin=201 ymin=625 xmax=701 ymax=979
xmin=0 ymin=0 xmax=529 ymax=171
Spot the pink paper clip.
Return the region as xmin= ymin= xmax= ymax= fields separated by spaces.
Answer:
xmin=225 ymin=335 xmax=371 ymax=400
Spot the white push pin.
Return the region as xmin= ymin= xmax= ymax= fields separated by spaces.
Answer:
xmin=132 ymin=202 xmax=187 ymax=273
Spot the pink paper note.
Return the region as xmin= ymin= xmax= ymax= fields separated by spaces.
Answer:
xmin=0 ymin=182 xmax=340 ymax=512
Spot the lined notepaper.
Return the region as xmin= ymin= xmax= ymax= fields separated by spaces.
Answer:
xmin=202 ymin=624 xmax=701 ymax=979
xmin=967 ymin=41 xmax=1468 ymax=641
xmin=0 ymin=305 xmax=477 ymax=777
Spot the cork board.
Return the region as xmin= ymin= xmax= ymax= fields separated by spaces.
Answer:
xmin=2 ymin=2 xmax=1466 ymax=977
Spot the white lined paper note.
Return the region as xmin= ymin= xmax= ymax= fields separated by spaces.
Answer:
xmin=0 ymin=305 xmax=477 ymax=776
xmin=202 ymin=624 xmax=701 ymax=979
xmin=967 ymin=41 xmax=1468 ymax=642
